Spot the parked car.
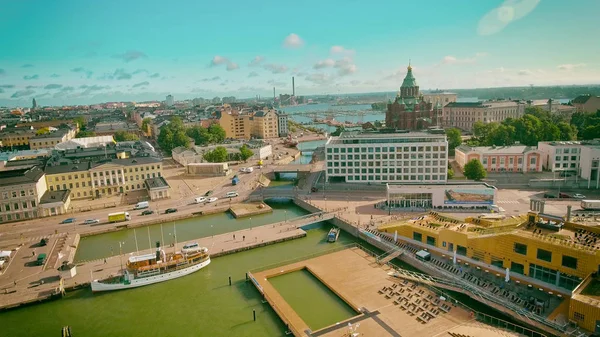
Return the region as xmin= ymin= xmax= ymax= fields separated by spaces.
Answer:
xmin=225 ymin=191 xmax=239 ymax=198
xmin=559 ymin=193 xmax=571 ymax=198
xmin=39 ymin=238 xmax=49 ymax=247
xmin=543 ymin=193 xmax=556 ymax=198
xmin=61 ymin=218 xmax=76 ymax=224
xmin=165 ymin=208 xmax=177 ymax=214
xmin=572 ymin=193 xmax=586 ymax=199
xmin=141 ymin=210 xmax=154 ymax=215
xmin=204 ymin=190 xmax=213 ymax=197
xmin=194 ymin=196 xmax=207 ymax=204
xmin=83 ymin=219 xmax=100 ymax=225
xmin=208 ymin=197 xmax=218 ymax=203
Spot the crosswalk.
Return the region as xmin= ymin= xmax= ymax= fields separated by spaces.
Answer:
xmin=497 ymin=200 xmax=521 ymax=204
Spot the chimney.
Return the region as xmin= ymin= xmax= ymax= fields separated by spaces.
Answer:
xmin=292 ymin=77 xmax=295 ymax=96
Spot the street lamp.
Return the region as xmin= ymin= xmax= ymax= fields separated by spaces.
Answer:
xmin=118 ymin=241 xmax=125 ymax=272
xmin=285 ymin=210 xmax=287 ymax=222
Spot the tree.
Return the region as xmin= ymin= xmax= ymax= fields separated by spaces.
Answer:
xmin=446 ymin=128 xmax=462 ymax=150
xmin=141 ymin=118 xmax=152 ymax=134
xmin=239 ymin=144 xmax=254 ymax=162
xmin=157 ymin=117 xmax=190 ymax=154
xmin=186 ymin=126 xmax=212 ymax=145
xmin=489 ymin=124 xmax=515 ymax=146
xmin=331 ymin=126 xmax=345 ymax=136
xmin=203 ymin=146 xmax=228 ymax=163
xmin=447 ymin=168 xmax=454 ymax=180
xmin=208 ymin=124 xmax=226 ymax=143
xmin=113 ymin=131 xmax=139 ymax=142
xmin=76 ymin=131 xmax=96 ymax=138
xmin=463 ymin=159 xmax=487 ymax=181
xmin=513 ymin=114 xmax=543 ymax=146
xmin=73 ymin=116 xmax=86 ymax=129
xmin=35 ymin=127 xmax=50 ymax=135
xmin=557 ymin=122 xmax=577 ymax=141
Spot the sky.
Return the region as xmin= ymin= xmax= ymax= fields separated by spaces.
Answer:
xmin=1 ymin=0 xmax=599 ymax=107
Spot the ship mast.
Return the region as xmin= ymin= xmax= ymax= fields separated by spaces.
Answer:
xmin=173 ymin=223 xmax=177 ymax=255
xmin=134 ymin=228 xmax=139 ymax=254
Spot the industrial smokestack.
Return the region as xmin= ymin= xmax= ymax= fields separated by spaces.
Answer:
xmin=292 ymin=77 xmax=295 ymax=96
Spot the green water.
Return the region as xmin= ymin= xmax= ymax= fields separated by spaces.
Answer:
xmin=269 ymin=268 xmax=357 ymax=331
xmin=75 ymin=200 xmax=309 ymax=262
xmin=0 ymin=226 xmax=357 ymax=337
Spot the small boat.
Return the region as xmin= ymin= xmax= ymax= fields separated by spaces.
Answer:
xmin=327 ymin=228 xmax=340 ymax=243
xmin=181 ymin=242 xmax=206 ymax=254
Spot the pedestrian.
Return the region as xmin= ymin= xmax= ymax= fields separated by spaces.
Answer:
xmin=104 ymin=258 xmax=107 ymax=264
xmin=32 ymin=250 xmax=35 ymax=257
xmin=14 ymin=280 xmax=17 ymax=286
xmin=233 ymin=234 xmax=236 ymax=240
xmin=243 ymin=236 xmax=245 ymax=241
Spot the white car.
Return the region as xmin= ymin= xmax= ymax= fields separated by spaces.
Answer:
xmin=84 ymin=219 xmax=100 ymax=225
xmin=572 ymin=193 xmax=586 ymax=199
xmin=239 ymin=167 xmax=247 ymax=172
xmin=194 ymin=196 xmax=207 ymax=204
xmin=208 ymin=197 xmax=218 ymax=203
xmin=226 ymin=191 xmax=239 ymax=198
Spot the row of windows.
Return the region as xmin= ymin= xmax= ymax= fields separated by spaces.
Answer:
xmin=328 ymin=145 xmax=446 ymax=154
xmin=328 ymin=160 xmax=444 ymax=168
xmin=513 ymin=242 xmax=578 ymax=269
xmin=49 ymin=173 xmax=161 ymax=191
xmin=554 ymin=156 xmax=578 ymax=161
xmin=555 ymin=148 xmax=580 ymax=154
xmin=482 ymin=157 xmax=536 ymax=165
xmin=47 ymin=165 xmax=161 ymax=182
xmin=0 ymin=211 xmax=35 ymax=222
xmin=328 ymin=153 xmax=446 ymax=161
xmin=328 ymin=166 xmax=445 ymax=174
xmin=1 ymin=189 xmax=35 ymax=199
xmin=0 ymin=200 xmax=37 ymax=213
xmin=332 ymin=172 xmax=445 ymax=182
xmin=554 ymin=163 xmax=577 ymax=169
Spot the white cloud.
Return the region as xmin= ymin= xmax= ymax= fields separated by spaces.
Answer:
xmin=313 ymin=59 xmax=335 ymax=69
xmin=305 ymin=73 xmax=334 ymax=85
xmin=263 ymin=63 xmax=288 ymax=74
xmin=335 ymin=57 xmax=358 ymax=76
xmin=477 ymin=0 xmax=540 ymax=36
xmin=283 ymin=33 xmax=304 ymax=49
xmin=330 ymin=45 xmax=354 ymax=56
xmin=517 ymin=69 xmax=533 ymax=76
xmin=249 ymin=56 xmax=265 ymax=66
xmin=558 ymin=63 xmax=586 ymax=71
xmin=210 ymin=55 xmax=239 ymax=71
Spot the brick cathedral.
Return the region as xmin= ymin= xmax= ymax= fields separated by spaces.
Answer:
xmin=385 ymin=63 xmax=441 ymax=130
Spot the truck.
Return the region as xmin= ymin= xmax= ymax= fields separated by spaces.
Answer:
xmin=108 ymin=212 xmax=131 ymax=223
xmin=581 ymin=200 xmax=600 ymax=210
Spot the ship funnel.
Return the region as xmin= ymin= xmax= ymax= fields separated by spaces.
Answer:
xmin=156 ymin=241 xmax=161 ymax=261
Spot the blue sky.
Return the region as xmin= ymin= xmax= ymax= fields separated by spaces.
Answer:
xmin=1 ymin=0 xmax=599 ymax=107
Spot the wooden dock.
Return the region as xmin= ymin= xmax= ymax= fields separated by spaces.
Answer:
xmin=251 ymin=248 xmax=524 ymax=337
xmin=229 ymin=202 xmax=273 ymax=218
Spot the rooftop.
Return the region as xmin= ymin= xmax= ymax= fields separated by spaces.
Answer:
xmin=456 ymin=145 xmax=537 ymax=154
xmin=39 ymin=189 xmax=70 ymax=204
xmin=31 ymin=130 xmax=69 ymax=140
xmin=0 ymin=167 xmax=45 ymax=187
xmin=327 ymin=130 xmax=447 ymax=145
xmin=145 ymin=176 xmax=169 ymax=190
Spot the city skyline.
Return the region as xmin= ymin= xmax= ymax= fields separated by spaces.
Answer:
xmin=1 ymin=0 xmax=599 ymax=107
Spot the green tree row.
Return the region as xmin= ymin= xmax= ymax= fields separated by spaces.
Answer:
xmin=203 ymin=145 xmax=253 ymax=163
xmin=570 ymin=110 xmax=600 ymax=140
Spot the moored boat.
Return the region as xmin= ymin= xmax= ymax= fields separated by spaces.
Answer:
xmin=91 ymin=241 xmax=210 ymax=292
xmin=327 ymin=227 xmax=340 ymax=242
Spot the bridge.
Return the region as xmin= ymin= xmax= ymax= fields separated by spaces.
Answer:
xmin=270 ymin=164 xmax=313 ymax=180
xmin=260 ymin=211 xmax=336 ymax=230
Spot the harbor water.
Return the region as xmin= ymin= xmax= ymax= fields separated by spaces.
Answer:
xmin=0 ymin=225 xmax=356 ymax=337
xmin=74 ymin=200 xmax=309 ymax=262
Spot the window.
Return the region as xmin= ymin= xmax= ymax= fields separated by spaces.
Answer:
xmin=510 ymin=262 xmax=525 ymax=275
xmin=491 ymin=158 xmax=496 ymax=165
xmin=426 ymin=236 xmax=436 ymax=246
xmin=413 ymin=232 xmax=422 ymax=242
xmin=456 ymin=245 xmax=467 ymax=256
xmin=561 ymin=255 xmax=577 ymax=269
xmin=513 ymin=242 xmax=527 ymax=255
xmin=573 ymin=312 xmax=584 ymax=321
xmin=537 ymin=248 xmax=552 ymax=262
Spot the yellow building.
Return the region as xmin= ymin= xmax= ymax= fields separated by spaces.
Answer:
xmin=0 ymin=129 xmax=35 ymax=148
xmin=378 ymin=212 xmax=600 ymax=333
xmin=44 ymin=157 xmax=163 ymax=199
xmin=250 ymin=109 xmax=279 ymax=139
xmin=29 ymin=131 xmax=70 ymax=150
xmin=217 ymin=110 xmax=251 ymax=139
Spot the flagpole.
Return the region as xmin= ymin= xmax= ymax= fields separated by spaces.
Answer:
xmin=134 ymin=229 xmax=139 ymax=254
xmin=160 ymin=223 xmax=165 ymax=248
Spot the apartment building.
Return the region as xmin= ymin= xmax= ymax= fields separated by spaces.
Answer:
xmin=251 ymin=110 xmax=279 ymax=139
xmin=216 ymin=110 xmax=251 ymax=139
xmin=422 ymin=92 xmax=457 ymax=107
xmin=30 ymin=129 xmax=74 ymax=150
xmin=572 ymin=94 xmax=600 ymax=113
xmin=443 ymin=101 xmax=525 ymax=131
xmin=0 ymin=129 xmax=36 ymax=148
xmin=0 ymin=167 xmax=46 ymax=222
xmin=537 ymin=141 xmax=582 ymax=172
xmin=277 ymin=112 xmax=289 ymax=137
xmin=579 ymin=144 xmax=600 ymax=189
xmin=324 ymin=131 xmax=448 ymax=184
xmin=44 ymin=157 xmax=163 ymax=199
xmin=455 ymin=145 xmax=542 ymax=172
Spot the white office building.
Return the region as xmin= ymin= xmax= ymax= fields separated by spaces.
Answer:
xmin=537 ymin=141 xmax=582 ymax=172
xmin=324 ymin=131 xmax=448 ymax=184
xmin=580 ymin=144 xmax=600 ymax=189
xmin=277 ymin=112 xmax=288 ymax=137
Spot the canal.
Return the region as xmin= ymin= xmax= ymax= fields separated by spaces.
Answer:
xmin=74 ymin=200 xmax=309 ymax=262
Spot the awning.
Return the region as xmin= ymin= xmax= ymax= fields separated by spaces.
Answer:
xmin=538 ymin=213 xmax=564 ymax=222
xmin=0 ymin=251 xmax=11 ymax=259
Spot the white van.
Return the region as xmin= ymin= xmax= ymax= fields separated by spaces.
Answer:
xmin=226 ymin=191 xmax=239 ymax=198
xmin=194 ymin=196 xmax=207 ymax=204
xmin=245 ymin=167 xmax=254 ymax=173
xmin=134 ymin=201 xmax=149 ymax=210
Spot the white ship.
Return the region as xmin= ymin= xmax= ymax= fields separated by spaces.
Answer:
xmin=91 ymin=241 xmax=210 ymax=292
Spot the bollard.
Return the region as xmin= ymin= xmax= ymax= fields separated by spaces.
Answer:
xmin=229 ymin=276 xmax=232 ymax=286
xmin=253 ymin=309 xmax=256 ymax=321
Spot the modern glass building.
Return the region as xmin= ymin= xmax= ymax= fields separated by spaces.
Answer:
xmin=324 ymin=131 xmax=448 ymax=184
